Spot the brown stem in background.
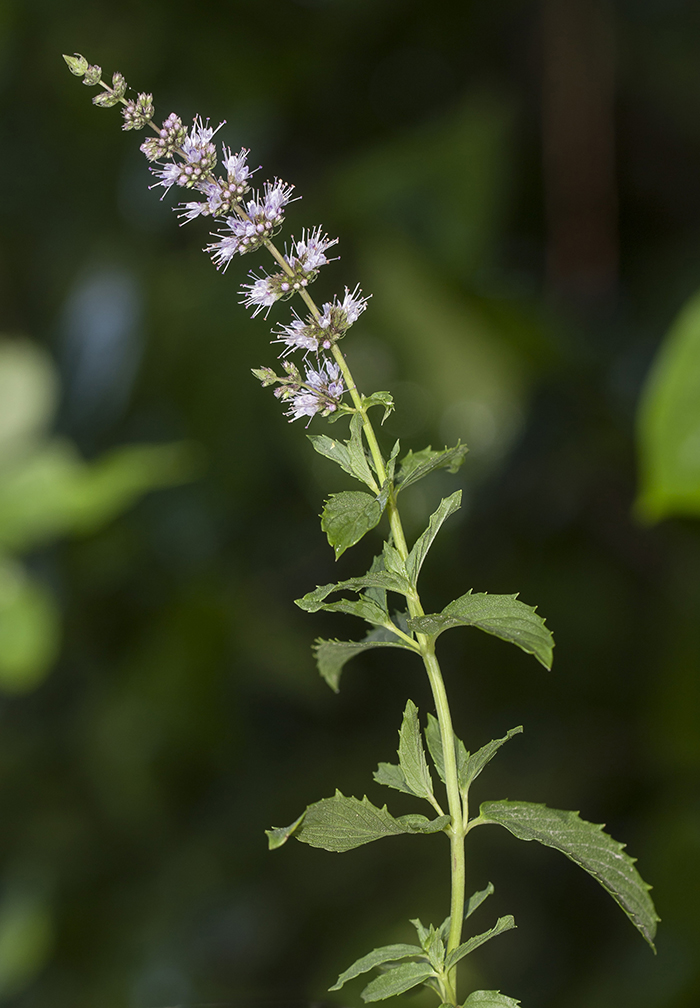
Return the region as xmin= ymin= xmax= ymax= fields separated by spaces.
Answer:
xmin=540 ymin=0 xmax=618 ymax=306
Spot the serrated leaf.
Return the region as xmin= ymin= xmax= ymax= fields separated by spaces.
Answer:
xmin=362 ymin=391 xmax=395 ymax=424
xmin=385 ymin=439 xmax=401 ymax=482
xmin=321 ymin=491 xmax=385 ymax=559
xmin=409 ymin=591 xmax=554 ymax=670
xmin=425 ymin=713 xmax=470 ymax=788
xmin=296 ymin=571 xmax=411 ymax=613
xmin=398 ymin=700 xmax=434 ymax=801
xmin=329 ymin=943 xmax=424 ymax=991
xmin=364 ymin=554 xmax=388 ymax=610
xmin=265 ymin=814 xmax=305 ymax=850
xmin=397 ymin=443 xmax=468 ymax=492
xmin=479 ymin=801 xmax=659 ymax=949
xmin=422 ymin=926 xmax=446 ymax=970
xmin=361 ymin=961 xmax=436 ymax=1002
xmin=348 ymin=412 xmax=377 ymax=486
xmin=466 ymin=882 xmax=495 ymax=918
xmin=291 ymin=792 xmax=407 ymax=852
xmin=396 ymin=813 xmax=451 ymax=834
xmin=382 ymin=540 xmax=407 ymax=578
xmin=373 ymin=762 xmax=415 ymax=795
xmin=464 ymin=728 xmax=523 ymax=789
xmin=315 ymin=626 xmax=416 ymax=693
xmin=445 ymin=915 xmax=516 ymax=970
xmin=463 ymin=991 xmax=521 ymax=1007
xmin=406 ymin=491 xmax=462 ymax=585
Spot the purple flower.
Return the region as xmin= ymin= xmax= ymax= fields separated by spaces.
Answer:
xmin=287 ymin=227 xmax=338 ymax=275
xmin=281 ymin=360 xmax=345 ymax=422
xmin=240 ymin=272 xmax=281 ymax=317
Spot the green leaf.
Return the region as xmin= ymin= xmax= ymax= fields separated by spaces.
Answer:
xmin=364 ymin=554 xmax=388 ymax=610
xmin=63 ymin=53 xmax=88 ymax=76
xmin=361 ymin=391 xmax=395 ymax=424
xmin=466 ymin=882 xmax=495 ymax=918
xmin=463 ymin=991 xmax=521 ymax=1007
xmin=329 ymin=944 xmax=425 ymax=991
xmin=382 ymin=540 xmax=407 ymax=579
xmin=296 ymin=571 xmax=411 ymax=613
xmin=361 ymin=961 xmax=435 ymax=1002
xmin=425 ymin=713 xmax=469 ymax=788
xmin=463 ymin=728 xmax=523 ymax=789
xmin=445 ymin=916 xmax=516 ymax=970
xmin=288 ymin=792 xmax=409 ymax=852
xmin=409 ymin=591 xmax=554 ymax=670
xmin=636 ymin=288 xmax=700 ymax=521
xmin=396 ymin=443 xmax=468 ymax=492
xmin=373 ymin=762 xmax=415 ymax=795
xmin=396 ymin=813 xmax=451 ymax=834
xmin=314 ymin=625 xmax=416 ymax=693
xmin=479 ymin=801 xmax=660 ymax=949
xmin=406 ymin=491 xmax=462 ymax=585
xmin=0 ymin=560 xmax=60 ymax=694
xmin=308 ymin=414 xmax=376 ymax=489
xmin=398 ymin=700 xmax=434 ymax=801
xmin=265 ymin=814 xmax=305 ymax=850
xmin=321 ymin=491 xmax=385 ymax=559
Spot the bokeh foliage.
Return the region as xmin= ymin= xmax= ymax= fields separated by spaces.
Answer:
xmin=0 ymin=1 xmax=699 ymax=1007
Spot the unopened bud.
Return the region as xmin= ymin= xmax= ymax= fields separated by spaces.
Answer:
xmin=82 ymin=64 xmax=102 ymax=86
xmin=111 ymin=71 xmax=127 ymax=99
xmin=92 ymin=90 xmax=120 ymax=108
xmin=63 ymin=53 xmax=88 ymax=76
xmin=251 ymin=367 xmax=279 ymax=387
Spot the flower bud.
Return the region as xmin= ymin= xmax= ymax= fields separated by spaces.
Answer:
xmin=63 ymin=53 xmax=88 ymax=77
xmin=111 ymin=71 xmax=127 ymax=99
xmin=82 ymin=64 xmax=102 ymax=86
xmin=122 ymin=93 xmax=154 ymax=130
xmin=92 ymin=91 xmax=120 ymax=108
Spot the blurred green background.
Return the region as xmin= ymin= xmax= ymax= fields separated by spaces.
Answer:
xmin=1 ymin=0 xmax=700 ymax=1005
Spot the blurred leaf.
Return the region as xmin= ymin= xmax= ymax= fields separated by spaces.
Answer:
xmin=361 ymin=961 xmax=436 ymax=1002
xmin=329 ymin=943 xmax=424 ymax=991
xmin=321 ymin=491 xmax=385 ymax=559
xmin=397 ymin=444 xmax=468 ymax=493
xmin=314 ymin=624 xmax=416 ymax=693
xmin=0 ymin=440 xmax=197 ymax=551
xmin=463 ymin=727 xmax=523 ymax=789
xmin=0 ymin=340 xmax=57 ymax=463
xmin=0 ymin=890 xmax=53 ymax=998
xmin=398 ymin=700 xmax=435 ymax=801
xmin=424 ymin=712 xmax=469 ymax=788
xmin=0 ymin=559 xmax=60 ymax=693
xmin=478 ymin=801 xmax=660 ymax=949
xmin=406 ymin=491 xmax=462 ymax=585
xmin=637 ymin=289 xmax=700 ymax=521
xmin=444 ymin=915 xmax=516 ymax=970
xmin=409 ymin=592 xmax=554 ymax=670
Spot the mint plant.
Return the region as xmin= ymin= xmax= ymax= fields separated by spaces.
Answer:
xmin=64 ymin=54 xmax=659 ymax=1007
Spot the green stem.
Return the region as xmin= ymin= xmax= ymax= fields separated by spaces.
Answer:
xmin=270 ymin=262 xmax=467 ymax=1002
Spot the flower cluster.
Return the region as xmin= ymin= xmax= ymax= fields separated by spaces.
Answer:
xmin=252 ymin=360 xmax=345 ymax=423
xmin=64 ymin=52 xmax=370 ymax=423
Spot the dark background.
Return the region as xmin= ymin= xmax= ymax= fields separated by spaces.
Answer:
xmin=0 ymin=0 xmax=699 ymax=1006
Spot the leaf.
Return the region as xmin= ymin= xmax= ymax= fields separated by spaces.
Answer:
xmin=364 ymin=554 xmax=388 ymax=610
xmin=361 ymin=961 xmax=435 ymax=1002
xmin=425 ymin=713 xmax=470 ymax=788
xmin=315 ymin=625 xmax=416 ymax=693
xmin=309 ymin=415 xmax=376 ymax=489
xmin=0 ymin=560 xmax=60 ymax=694
xmin=479 ymin=801 xmax=660 ymax=949
xmin=408 ymin=591 xmax=554 ymax=670
xmin=265 ymin=814 xmax=305 ymax=850
xmin=463 ymin=728 xmax=523 ymax=789
xmin=463 ymin=992 xmax=521 ymax=1007
xmin=321 ymin=491 xmax=385 ymax=559
xmin=466 ymin=882 xmax=495 ymax=918
xmin=296 ymin=571 xmax=411 ymax=613
xmin=329 ymin=944 xmax=425 ymax=991
xmin=382 ymin=540 xmax=407 ymax=579
xmin=373 ymin=762 xmax=415 ymax=795
xmin=396 ymin=813 xmax=451 ymax=834
xmin=288 ymin=792 xmax=409 ymax=852
xmin=362 ymin=391 xmax=395 ymax=424
xmin=406 ymin=491 xmax=462 ymax=585
xmin=636 ymin=287 xmax=700 ymax=521
xmin=398 ymin=700 xmax=434 ymax=801
xmin=396 ymin=443 xmax=468 ymax=492
xmin=445 ymin=916 xmax=516 ymax=970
